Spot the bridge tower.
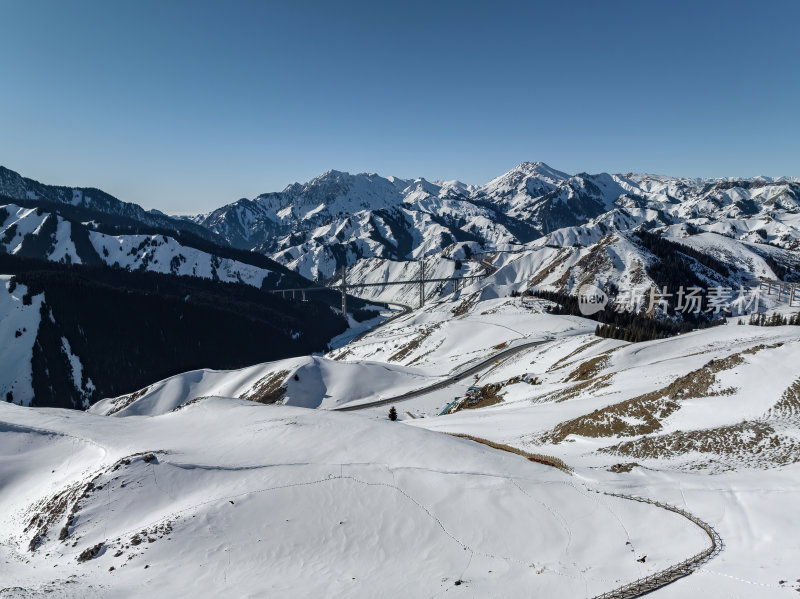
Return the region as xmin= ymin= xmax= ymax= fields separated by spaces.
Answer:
xmin=340 ymin=265 xmax=347 ymax=316
xmin=418 ymin=259 xmax=425 ymax=308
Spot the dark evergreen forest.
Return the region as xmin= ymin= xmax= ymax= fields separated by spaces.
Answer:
xmin=2 ymin=254 xmax=352 ymax=408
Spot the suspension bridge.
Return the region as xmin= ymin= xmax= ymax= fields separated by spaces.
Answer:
xmin=269 ymin=258 xmax=496 ymax=314
xmin=269 ymin=255 xmax=797 ymax=317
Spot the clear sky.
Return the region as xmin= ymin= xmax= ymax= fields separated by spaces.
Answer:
xmin=1 ymin=0 xmax=798 ymax=214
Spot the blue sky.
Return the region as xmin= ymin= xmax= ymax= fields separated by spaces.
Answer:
xmin=1 ymin=0 xmax=798 ymax=213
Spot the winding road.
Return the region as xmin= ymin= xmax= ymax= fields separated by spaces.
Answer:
xmin=334 ymin=337 xmax=552 ymax=411
xmin=349 ymin=302 xmax=412 ymax=344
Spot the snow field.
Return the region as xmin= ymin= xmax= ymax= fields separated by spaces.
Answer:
xmin=0 ymin=400 xmax=707 ymax=597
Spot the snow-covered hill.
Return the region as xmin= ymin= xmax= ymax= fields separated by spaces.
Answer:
xmin=1 ymin=397 xmax=711 ymax=597
xmin=89 ymin=296 xmax=593 ymax=416
xmin=0 ymin=253 xmax=355 ymax=409
xmin=90 ymin=354 xmax=435 ymax=415
xmin=367 ymin=301 xmax=800 ymax=473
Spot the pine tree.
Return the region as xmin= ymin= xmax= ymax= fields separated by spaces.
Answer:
xmin=388 ymin=406 xmax=397 ymax=421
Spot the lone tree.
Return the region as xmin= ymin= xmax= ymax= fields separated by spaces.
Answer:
xmin=388 ymin=406 xmax=398 ymax=421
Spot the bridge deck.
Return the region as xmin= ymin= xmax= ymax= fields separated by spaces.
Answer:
xmin=269 ymin=275 xmax=485 ymax=294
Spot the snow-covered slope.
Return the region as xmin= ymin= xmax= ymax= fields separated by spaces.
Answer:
xmin=0 ymin=276 xmax=43 ymax=406
xmin=394 ymin=313 xmax=800 ymax=597
xmin=0 ymin=399 xmax=708 ymax=598
xmin=399 ymin=321 xmax=800 ymax=471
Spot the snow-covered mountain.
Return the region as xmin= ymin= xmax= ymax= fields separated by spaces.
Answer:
xmin=2 ymin=161 xmax=799 ymax=411
xmin=0 ymin=202 xmax=284 ymax=289
xmin=186 ymin=163 xmax=800 ymax=288
xmin=0 ymin=166 xmax=219 ymax=243
xmin=188 ymin=168 xmax=534 ymax=281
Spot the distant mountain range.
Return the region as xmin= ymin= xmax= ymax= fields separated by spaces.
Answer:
xmin=180 ymin=162 xmax=800 ymax=282
xmin=2 ymin=161 xmax=798 ymax=288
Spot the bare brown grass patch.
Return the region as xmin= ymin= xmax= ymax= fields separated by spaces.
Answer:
xmin=389 ymin=324 xmax=441 ymax=362
xmin=449 ymin=433 xmax=572 ymax=474
xmin=241 ymin=370 xmax=290 ymax=404
xmin=538 ymin=348 xmax=774 ymax=444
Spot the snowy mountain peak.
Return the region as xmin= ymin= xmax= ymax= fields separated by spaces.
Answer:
xmin=479 ymin=162 xmax=570 ymax=199
xmin=516 ymin=161 xmax=571 ymax=180
xmin=403 ymin=177 xmax=442 ymax=197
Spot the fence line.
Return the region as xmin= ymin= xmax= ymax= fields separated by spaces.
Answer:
xmin=590 ymin=492 xmax=723 ymax=599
